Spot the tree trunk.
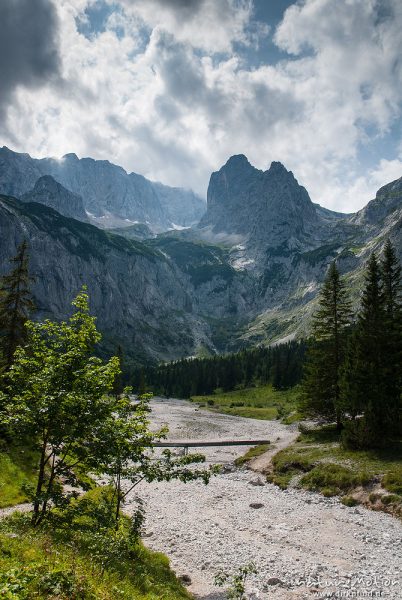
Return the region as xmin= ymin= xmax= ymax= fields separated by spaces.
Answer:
xmin=32 ymin=441 xmax=47 ymax=526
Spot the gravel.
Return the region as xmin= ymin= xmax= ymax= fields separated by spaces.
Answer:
xmin=124 ymin=399 xmax=401 ymax=599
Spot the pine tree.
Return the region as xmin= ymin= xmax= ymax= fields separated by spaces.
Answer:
xmin=340 ymin=251 xmax=398 ymax=447
xmin=301 ymin=261 xmax=352 ymax=429
xmin=0 ymin=240 xmax=35 ymax=370
xmin=380 ymin=240 xmax=402 ymax=435
xmin=381 ymin=240 xmax=401 ymax=317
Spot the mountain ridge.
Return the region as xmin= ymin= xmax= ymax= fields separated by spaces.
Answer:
xmin=0 ymin=146 xmax=206 ymax=231
xmin=0 ymin=152 xmax=401 ymax=364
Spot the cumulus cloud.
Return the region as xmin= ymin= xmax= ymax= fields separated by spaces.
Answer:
xmin=117 ymin=0 xmax=266 ymax=53
xmin=1 ymin=0 xmax=401 ymax=213
xmin=0 ymin=0 xmax=61 ymax=122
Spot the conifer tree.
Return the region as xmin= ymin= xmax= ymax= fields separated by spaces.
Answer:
xmin=340 ymin=251 xmax=398 ymax=447
xmin=380 ymin=240 xmax=402 ymax=435
xmin=0 ymin=240 xmax=35 ymax=370
xmin=301 ymin=261 xmax=351 ymax=429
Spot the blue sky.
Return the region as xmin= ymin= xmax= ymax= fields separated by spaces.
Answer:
xmin=1 ymin=0 xmax=401 ymax=212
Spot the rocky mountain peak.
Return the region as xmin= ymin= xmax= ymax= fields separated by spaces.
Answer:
xmin=199 ymin=155 xmax=318 ymax=245
xmin=62 ymin=152 xmax=79 ymax=161
xmin=21 ymin=175 xmax=88 ymax=222
xmin=267 ymin=160 xmax=288 ymax=174
xmin=352 ymin=175 xmax=402 ymax=225
xmin=223 ymin=154 xmax=254 ymax=171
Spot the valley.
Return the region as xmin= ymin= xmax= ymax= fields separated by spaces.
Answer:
xmin=130 ymin=399 xmax=402 ymax=599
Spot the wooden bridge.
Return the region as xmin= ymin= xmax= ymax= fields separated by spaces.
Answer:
xmin=153 ymin=439 xmax=270 ymax=455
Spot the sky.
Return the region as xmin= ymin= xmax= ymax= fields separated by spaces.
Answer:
xmin=0 ymin=0 xmax=402 ymax=212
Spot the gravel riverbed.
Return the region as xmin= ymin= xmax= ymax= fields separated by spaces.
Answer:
xmin=125 ymin=398 xmax=401 ymax=599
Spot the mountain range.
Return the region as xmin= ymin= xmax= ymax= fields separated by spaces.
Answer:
xmin=0 ymin=147 xmax=401 ymax=366
xmin=0 ymin=146 xmax=205 ymax=231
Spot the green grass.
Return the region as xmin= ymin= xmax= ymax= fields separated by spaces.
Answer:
xmin=192 ymin=384 xmax=301 ymax=422
xmin=0 ymin=512 xmax=190 ymax=600
xmin=234 ymin=444 xmax=271 ymax=466
xmin=300 ymin=463 xmax=370 ymax=497
xmin=0 ymin=443 xmax=39 ymax=508
xmin=268 ymin=425 xmax=402 ymax=510
xmin=0 ymin=487 xmax=190 ymax=599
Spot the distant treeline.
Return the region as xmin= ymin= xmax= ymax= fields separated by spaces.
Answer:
xmin=133 ymin=340 xmax=307 ymax=398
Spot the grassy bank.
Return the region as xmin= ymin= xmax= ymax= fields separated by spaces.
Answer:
xmin=0 ymin=443 xmax=39 ymax=508
xmin=191 ymin=384 xmax=301 ymax=422
xmin=234 ymin=443 xmax=271 ymax=466
xmin=0 ymin=512 xmax=190 ymax=600
xmin=267 ymin=425 xmax=402 ymax=516
xmin=0 ymin=449 xmax=191 ymax=599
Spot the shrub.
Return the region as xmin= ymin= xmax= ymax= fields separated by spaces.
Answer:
xmin=341 ymin=495 xmax=358 ymax=507
xmin=381 ymin=494 xmax=401 ymax=506
xmin=341 ymin=419 xmax=382 ymax=450
xmin=382 ymin=472 xmax=402 ymax=495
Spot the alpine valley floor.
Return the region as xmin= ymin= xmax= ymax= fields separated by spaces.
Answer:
xmin=126 ymin=399 xmax=402 ymax=599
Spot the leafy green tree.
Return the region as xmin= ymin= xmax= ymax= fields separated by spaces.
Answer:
xmin=0 ymin=240 xmax=35 ymax=370
xmin=3 ymin=288 xmax=120 ymax=525
xmin=301 ymin=261 xmax=352 ymax=429
xmin=88 ymin=391 xmax=218 ymax=523
xmin=112 ymin=344 xmax=125 ymax=399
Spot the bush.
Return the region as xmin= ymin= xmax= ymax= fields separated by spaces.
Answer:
xmin=207 ymin=399 xmax=215 ymax=406
xmin=341 ymin=495 xmax=358 ymax=507
xmin=272 ymin=453 xmax=314 ymax=474
xmin=341 ymin=419 xmax=383 ymax=450
xmin=382 ymin=472 xmax=402 ymax=495
xmin=381 ymin=494 xmax=401 ymax=506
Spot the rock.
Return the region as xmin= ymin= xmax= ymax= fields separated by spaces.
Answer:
xmin=249 ymin=503 xmax=264 ymax=509
xmin=222 ymin=464 xmax=235 ymax=473
xmin=266 ymin=577 xmax=284 ymax=586
xmin=179 ymin=574 xmax=192 ymax=586
xmin=248 ymin=478 xmax=265 ymax=486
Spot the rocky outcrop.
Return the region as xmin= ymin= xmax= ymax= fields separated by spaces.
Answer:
xmin=199 ymin=155 xmax=318 ymax=247
xmin=0 ymin=146 xmax=206 ymax=231
xmin=21 ymin=175 xmax=88 ymax=222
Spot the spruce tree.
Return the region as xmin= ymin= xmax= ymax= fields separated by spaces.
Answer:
xmin=0 ymin=240 xmax=35 ymax=370
xmin=301 ymin=261 xmax=351 ymax=429
xmin=380 ymin=240 xmax=402 ymax=435
xmin=340 ymin=251 xmax=399 ymax=447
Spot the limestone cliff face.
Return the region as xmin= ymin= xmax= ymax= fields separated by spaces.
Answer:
xmin=0 ymin=147 xmax=206 ymax=231
xmin=199 ymin=155 xmax=318 ymax=246
xmin=22 ymin=176 xmax=88 ymax=222
xmin=0 ymin=196 xmax=202 ymax=363
xmin=0 ymin=195 xmax=252 ymax=360
xmin=0 ymin=153 xmax=401 ymax=360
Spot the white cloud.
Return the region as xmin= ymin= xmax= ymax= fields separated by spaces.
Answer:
xmin=1 ymin=0 xmax=401 ymax=213
xmin=116 ymin=0 xmax=264 ymax=53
